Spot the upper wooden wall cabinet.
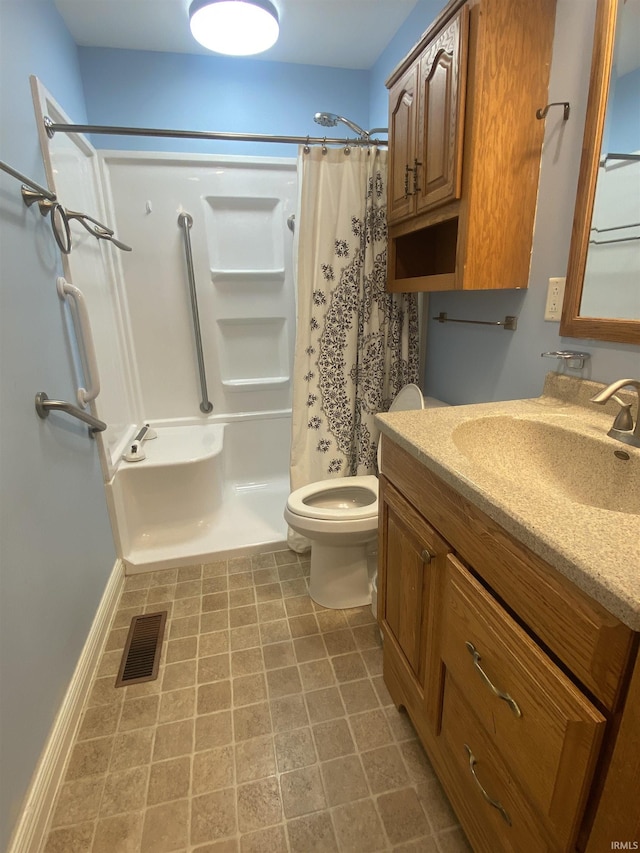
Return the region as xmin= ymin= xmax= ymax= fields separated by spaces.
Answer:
xmin=386 ymin=0 xmax=557 ymax=292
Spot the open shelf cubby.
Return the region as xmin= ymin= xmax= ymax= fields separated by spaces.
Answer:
xmin=389 ymin=217 xmax=459 ymax=292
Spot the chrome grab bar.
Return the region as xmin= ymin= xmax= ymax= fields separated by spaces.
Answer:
xmin=178 ymin=212 xmax=213 ymax=414
xmin=57 ymin=277 xmax=101 ymax=407
xmin=35 ymin=392 xmax=106 ymax=433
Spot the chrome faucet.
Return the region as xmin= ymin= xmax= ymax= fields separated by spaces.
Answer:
xmin=590 ymin=379 xmax=640 ymax=449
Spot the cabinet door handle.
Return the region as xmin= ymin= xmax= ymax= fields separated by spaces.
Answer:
xmin=421 ymin=548 xmax=435 ymax=565
xmin=404 ymin=163 xmax=414 ymax=198
xmin=413 ymin=159 xmax=422 ymax=194
xmin=465 ymin=642 xmax=522 ymax=718
xmin=464 ymin=744 xmax=512 ymax=826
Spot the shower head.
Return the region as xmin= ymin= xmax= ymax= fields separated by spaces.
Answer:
xmin=314 ymin=112 xmax=369 ymax=139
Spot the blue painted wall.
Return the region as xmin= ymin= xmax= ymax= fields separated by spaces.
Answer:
xmin=78 ymin=47 xmax=371 ymax=157
xmin=369 ymin=0 xmax=639 ymax=402
xmin=0 ymin=1 xmax=115 ymax=847
xmin=369 ymin=0 xmax=443 ymax=129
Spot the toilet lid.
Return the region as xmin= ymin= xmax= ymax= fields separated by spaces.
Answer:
xmin=377 ymin=383 xmax=425 ymax=470
xmin=287 ymin=475 xmax=379 ymax=520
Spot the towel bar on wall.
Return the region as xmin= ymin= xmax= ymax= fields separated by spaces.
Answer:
xmin=0 ymin=157 xmax=56 ymax=200
xmin=432 ymin=312 xmax=518 ymax=331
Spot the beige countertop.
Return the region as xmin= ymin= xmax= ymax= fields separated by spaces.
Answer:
xmin=376 ymin=373 xmax=640 ymax=630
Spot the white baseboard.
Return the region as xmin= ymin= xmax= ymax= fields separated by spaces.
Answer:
xmin=7 ymin=559 xmax=125 ymax=853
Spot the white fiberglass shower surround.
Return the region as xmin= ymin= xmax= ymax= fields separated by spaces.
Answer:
xmin=102 ymin=151 xmax=297 ymax=571
xmin=33 ymin=81 xmax=297 ymax=573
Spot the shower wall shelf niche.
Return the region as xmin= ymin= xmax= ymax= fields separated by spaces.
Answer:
xmin=386 ymin=0 xmax=557 ymax=292
xmin=210 ymin=270 xmax=286 ymax=289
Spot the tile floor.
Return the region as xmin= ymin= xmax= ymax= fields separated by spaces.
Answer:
xmin=42 ymin=549 xmax=472 ymax=853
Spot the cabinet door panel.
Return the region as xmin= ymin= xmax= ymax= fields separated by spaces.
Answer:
xmin=384 ymin=513 xmax=426 ymax=676
xmin=442 ymin=555 xmax=605 ymax=848
xmin=387 ymin=64 xmax=418 ymax=224
xmin=416 ymin=7 xmax=468 ymax=213
xmin=379 ymin=478 xmax=450 ymax=695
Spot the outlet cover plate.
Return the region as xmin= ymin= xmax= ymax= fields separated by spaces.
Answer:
xmin=544 ymin=277 xmax=566 ymax=321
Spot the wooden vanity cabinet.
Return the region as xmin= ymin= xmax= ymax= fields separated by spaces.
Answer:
xmin=377 ymin=435 xmax=637 ymax=852
xmin=386 ymin=0 xmax=557 ymax=292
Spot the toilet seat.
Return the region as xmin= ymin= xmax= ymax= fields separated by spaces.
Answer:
xmin=286 ymin=475 xmax=378 ymax=521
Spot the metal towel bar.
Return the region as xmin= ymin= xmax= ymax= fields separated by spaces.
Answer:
xmin=0 ymin=157 xmax=56 ymax=200
xmin=178 ymin=212 xmax=213 ymax=414
xmin=433 ymin=312 xmax=518 ymax=331
xmin=22 ymin=188 xmax=132 ymax=253
xmin=35 ymin=392 xmax=106 ymax=433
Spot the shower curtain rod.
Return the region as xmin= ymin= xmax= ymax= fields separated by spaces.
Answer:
xmin=43 ymin=118 xmax=387 ymax=148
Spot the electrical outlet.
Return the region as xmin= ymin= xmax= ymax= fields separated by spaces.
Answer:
xmin=544 ymin=277 xmax=566 ymax=321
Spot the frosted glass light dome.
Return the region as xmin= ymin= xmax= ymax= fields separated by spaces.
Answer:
xmin=189 ymin=0 xmax=280 ymax=56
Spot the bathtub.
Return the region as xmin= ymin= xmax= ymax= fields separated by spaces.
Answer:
xmin=105 ymin=413 xmax=291 ymax=573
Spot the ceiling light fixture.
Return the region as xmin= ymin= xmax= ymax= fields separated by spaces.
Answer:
xmin=189 ymin=0 xmax=280 ymax=56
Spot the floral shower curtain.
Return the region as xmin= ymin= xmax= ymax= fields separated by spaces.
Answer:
xmin=289 ymin=145 xmax=419 ymax=498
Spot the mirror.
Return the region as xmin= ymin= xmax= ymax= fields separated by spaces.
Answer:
xmin=561 ymin=0 xmax=640 ymax=344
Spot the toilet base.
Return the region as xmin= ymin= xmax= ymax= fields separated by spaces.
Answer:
xmin=308 ymin=541 xmax=372 ymax=609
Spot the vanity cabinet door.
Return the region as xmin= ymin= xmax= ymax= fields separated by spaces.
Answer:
xmin=416 ymin=6 xmax=468 ymax=214
xmin=378 ymin=477 xmax=450 ymax=722
xmin=387 ymin=63 xmax=419 ymax=224
xmin=442 ymin=555 xmax=606 ymax=849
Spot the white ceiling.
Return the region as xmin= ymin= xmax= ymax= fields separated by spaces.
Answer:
xmin=54 ymin=0 xmax=422 ymax=70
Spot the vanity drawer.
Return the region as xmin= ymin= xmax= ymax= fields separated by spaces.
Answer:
xmin=441 ymin=555 xmax=606 ymax=849
xmin=440 ymin=672 xmax=554 ymax=853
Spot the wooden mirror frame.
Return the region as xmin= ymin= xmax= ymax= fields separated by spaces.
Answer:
xmin=560 ymin=0 xmax=640 ymax=345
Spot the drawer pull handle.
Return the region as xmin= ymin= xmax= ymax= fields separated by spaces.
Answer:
xmin=465 ymin=744 xmax=512 ymax=826
xmin=465 ymin=642 xmax=522 ymax=718
xmin=421 ymin=548 xmax=435 ymax=565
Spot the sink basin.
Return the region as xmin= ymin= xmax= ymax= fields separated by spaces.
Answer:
xmin=452 ymin=416 xmax=640 ymax=516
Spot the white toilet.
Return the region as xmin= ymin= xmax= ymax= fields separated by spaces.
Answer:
xmin=285 ymin=385 xmax=448 ymax=609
